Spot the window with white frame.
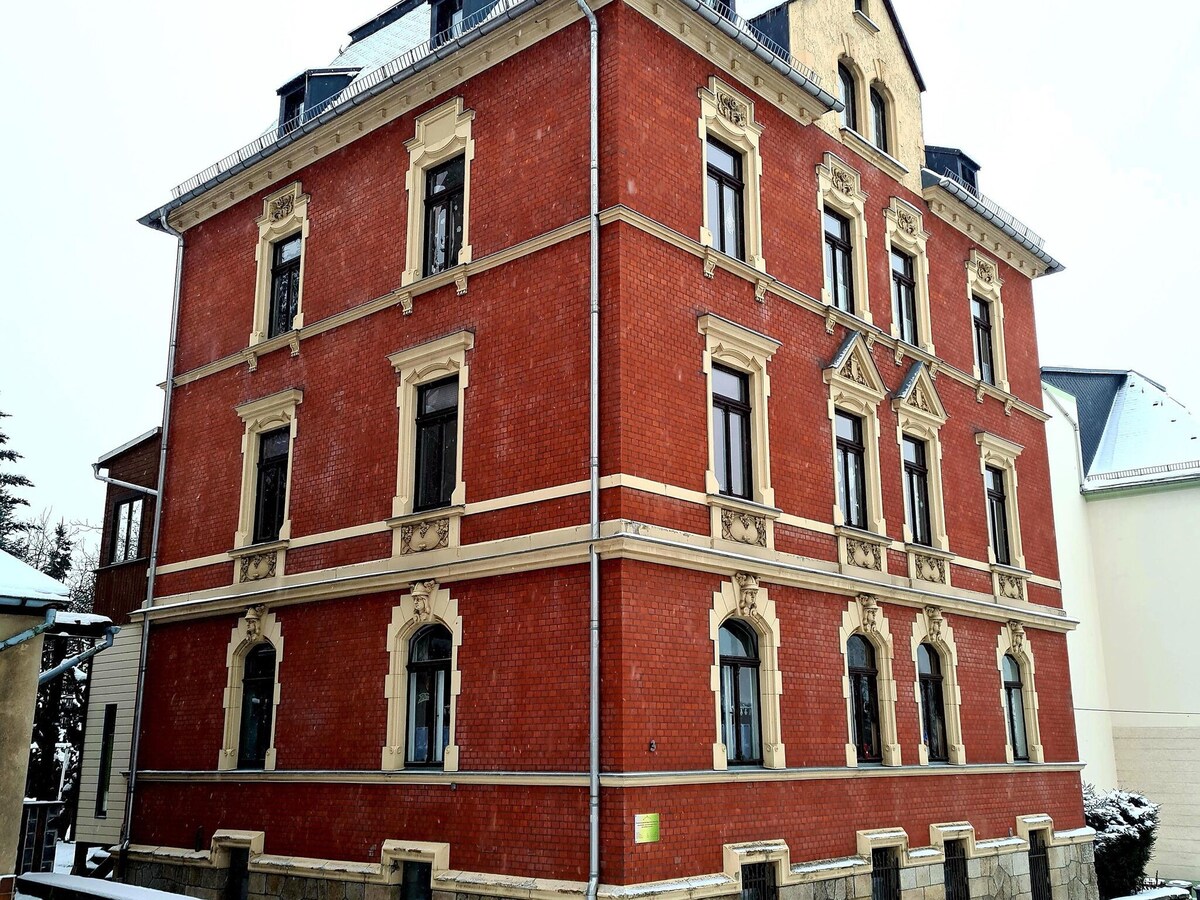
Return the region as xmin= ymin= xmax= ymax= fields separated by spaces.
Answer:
xmin=698 ymin=78 xmax=765 ymax=273
xmin=995 ymin=621 xmax=1044 ymax=763
xmin=910 ymin=606 xmax=966 ymax=765
xmin=403 ymin=98 xmax=475 ymax=287
xmin=233 ymin=389 xmax=302 ymax=559
xmin=892 ymin=364 xmax=950 ymax=576
xmin=966 ymin=250 xmax=1009 ymax=391
xmin=219 ymin=606 xmax=284 ymax=771
xmin=817 ymin=153 xmax=871 ymax=324
xmin=883 ymin=199 xmax=933 ymax=353
xmin=383 ymin=581 xmax=462 ymax=771
xmin=387 ymin=332 xmax=473 ymax=556
xmin=839 ymin=595 xmax=901 ymax=767
xmin=251 ymin=184 xmax=310 ymax=347
xmin=709 ymin=575 xmax=785 ymax=769
xmin=976 ymin=432 xmax=1026 ymax=590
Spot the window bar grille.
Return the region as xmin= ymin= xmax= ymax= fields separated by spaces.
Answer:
xmin=1029 ymin=831 xmax=1053 ymax=900
xmin=871 ymin=848 xmax=901 ymax=900
xmin=741 ymin=863 xmax=778 ymax=900
xmin=944 ymin=840 xmax=971 ymax=900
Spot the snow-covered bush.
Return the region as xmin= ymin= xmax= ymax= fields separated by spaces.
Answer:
xmin=1083 ymin=784 xmax=1161 ymax=899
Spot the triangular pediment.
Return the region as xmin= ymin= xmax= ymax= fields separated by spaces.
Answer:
xmin=824 ymin=331 xmax=886 ymax=399
xmin=893 ymin=362 xmax=946 ymax=422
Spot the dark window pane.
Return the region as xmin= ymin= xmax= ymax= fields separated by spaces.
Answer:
xmin=414 ymin=377 xmax=459 ymax=511
xmin=919 ymin=644 xmax=948 ymax=762
xmin=720 ymin=621 xmax=758 ymax=658
xmin=720 ymin=621 xmax=762 ymax=765
xmin=712 ymin=365 xmax=752 ymax=499
xmin=903 ymin=436 xmax=932 ymax=547
xmin=1003 ymin=654 xmax=1029 ymax=760
xmin=253 ymin=427 xmax=290 ymax=544
xmin=706 ymin=137 xmax=745 ymax=261
xmin=871 ymin=88 xmax=888 ymax=152
xmin=945 ymin=840 xmax=970 ymax=900
xmin=237 ymin=644 xmax=276 ymax=769
xmin=407 ymin=625 xmax=452 ymax=766
xmin=839 ymin=64 xmax=858 ymax=131
xmin=423 ymin=156 xmax=466 ymax=277
xmin=871 ymin=848 xmax=900 ymax=900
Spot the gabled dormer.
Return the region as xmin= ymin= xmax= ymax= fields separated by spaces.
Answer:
xmin=276 ymin=68 xmax=361 ymax=134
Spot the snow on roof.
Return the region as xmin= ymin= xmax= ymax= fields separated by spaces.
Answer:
xmin=1043 ymin=367 xmax=1200 ymax=490
xmin=330 ymin=4 xmax=432 ymax=79
xmin=0 ymin=550 xmax=70 ymax=606
xmin=17 ymin=873 xmax=191 ymax=900
xmin=55 ymin=612 xmax=113 ymax=628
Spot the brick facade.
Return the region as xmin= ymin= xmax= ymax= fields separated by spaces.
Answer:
xmin=112 ymin=0 xmax=1092 ymax=897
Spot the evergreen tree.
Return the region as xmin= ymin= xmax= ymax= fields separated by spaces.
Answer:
xmin=0 ymin=407 xmax=33 ymax=555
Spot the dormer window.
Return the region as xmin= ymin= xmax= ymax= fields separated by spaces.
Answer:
xmin=432 ymin=0 xmax=464 ymax=46
xmin=281 ymin=90 xmax=304 ymax=133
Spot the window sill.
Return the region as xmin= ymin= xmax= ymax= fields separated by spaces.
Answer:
xmin=228 ymin=540 xmax=289 ymax=584
xmin=839 ymin=126 xmax=909 ymax=182
xmin=243 ymin=331 xmax=301 ymax=372
xmin=96 ymin=556 xmax=150 ymax=572
xmin=708 ymin=494 xmax=780 ymax=551
xmin=991 ymin=563 xmax=1031 ymax=603
xmin=907 ymin=543 xmax=955 ymax=587
xmin=396 ymin=263 xmax=470 ymax=313
xmin=386 ymin=505 xmax=464 ymax=556
xmin=837 ymin=525 xmax=890 ymax=576
xmin=853 ymin=9 xmax=880 ymax=33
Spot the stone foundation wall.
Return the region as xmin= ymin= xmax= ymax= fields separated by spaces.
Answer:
xmin=126 ymin=838 xmax=1098 ymax=900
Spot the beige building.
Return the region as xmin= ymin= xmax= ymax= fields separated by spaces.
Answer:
xmin=1043 ymin=367 xmax=1200 ymax=883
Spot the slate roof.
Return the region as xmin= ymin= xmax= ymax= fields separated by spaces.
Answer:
xmin=1042 ymin=367 xmax=1200 ymax=490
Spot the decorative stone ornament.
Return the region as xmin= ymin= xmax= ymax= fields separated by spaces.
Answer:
xmin=721 ymin=509 xmax=768 ymax=547
xmin=734 ymin=573 xmax=760 ymax=617
xmin=269 ymin=194 xmax=295 ymax=221
xmin=410 ymin=580 xmax=437 ymax=624
xmin=1007 ymin=621 xmax=1026 ymax=654
xmin=400 ymin=518 xmax=451 ymax=554
xmin=923 ymin=606 xmax=944 ymax=642
xmin=846 ymin=537 xmax=884 ymax=571
xmin=857 ymin=594 xmax=881 ymax=633
xmin=716 ymin=91 xmax=748 ymax=126
xmin=239 ymin=552 xmax=277 ymax=583
xmin=244 ymin=605 xmax=268 ymax=641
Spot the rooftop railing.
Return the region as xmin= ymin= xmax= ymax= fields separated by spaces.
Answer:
xmin=930 ymin=167 xmax=1046 ymax=251
xmin=171 ymin=0 xmax=822 ymax=200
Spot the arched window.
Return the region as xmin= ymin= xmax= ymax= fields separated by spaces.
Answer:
xmin=407 ymin=624 xmax=453 ymax=766
xmin=720 ymin=620 xmax=762 ymax=765
xmin=237 ymin=643 xmax=276 ymax=769
xmin=918 ymin=643 xmax=948 ymax=762
xmin=848 ymin=634 xmax=882 ymax=763
xmin=870 ymin=86 xmax=889 ymax=153
xmin=838 ymin=64 xmax=858 ymax=132
xmin=1002 ymin=654 xmax=1029 ymax=761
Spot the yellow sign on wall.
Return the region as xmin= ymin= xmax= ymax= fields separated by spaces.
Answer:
xmin=634 ymin=813 xmax=661 ymax=844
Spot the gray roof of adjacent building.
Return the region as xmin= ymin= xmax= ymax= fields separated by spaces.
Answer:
xmin=1042 ymin=367 xmax=1200 ymax=491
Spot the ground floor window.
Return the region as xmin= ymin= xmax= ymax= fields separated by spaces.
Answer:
xmin=740 ymin=863 xmax=777 ymax=900
xmin=871 ymin=847 xmax=901 ymax=900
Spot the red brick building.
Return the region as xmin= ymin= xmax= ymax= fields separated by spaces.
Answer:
xmin=109 ymin=0 xmax=1098 ymax=897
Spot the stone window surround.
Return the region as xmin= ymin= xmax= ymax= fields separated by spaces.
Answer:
xmin=909 ymin=606 xmax=967 ymax=766
xmin=823 ymin=332 xmax=890 ymax=577
xmin=967 ymin=249 xmax=1010 ymax=393
xmin=250 ymin=183 xmax=310 ymax=348
xmin=386 ymin=331 xmax=474 ymax=556
xmin=698 ymin=77 xmax=766 ymax=273
xmin=839 ymin=593 xmax=902 ymax=767
xmin=709 ymin=574 xmax=786 ymax=770
xmin=698 ymin=314 xmax=781 ymax=551
xmin=976 ymin=431 xmax=1028 ymax=598
xmin=995 ymin=620 xmax=1045 ymax=764
xmin=883 ymin=198 xmax=934 ymax=354
xmin=219 ymin=607 xmax=283 ymax=771
xmin=382 ymin=580 xmax=463 ymax=772
xmin=817 ymin=152 xmax=872 ymax=324
xmin=893 ymin=364 xmax=951 ymax=582
xmin=231 ymin=389 xmax=302 ymax=583
xmin=402 ymin=97 xmax=476 ymax=288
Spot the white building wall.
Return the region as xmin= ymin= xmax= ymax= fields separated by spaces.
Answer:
xmin=1043 ymin=386 xmax=1118 ymax=790
xmin=75 ymin=622 xmax=141 ymax=846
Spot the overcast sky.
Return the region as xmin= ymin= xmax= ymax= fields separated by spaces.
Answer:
xmin=2 ymin=0 xmax=1198 ymax=536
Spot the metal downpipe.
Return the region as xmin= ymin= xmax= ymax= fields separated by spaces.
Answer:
xmin=0 ymin=608 xmax=57 ymax=652
xmin=38 ymin=625 xmax=120 ymax=685
xmin=120 ymin=209 xmax=184 ymax=858
xmin=573 ymin=0 xmax=601 ymax=897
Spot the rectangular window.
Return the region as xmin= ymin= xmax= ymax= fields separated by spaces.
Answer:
xmin=706 ymin=138 xmax=745 ymax=261
xmin=111 ymin=497 xmax=144 ymax=563
xmin=740 ymin=863 xmax=777 ymax=900
xmin=712 ymin=365 xmax=752 ymax=499
xmin=268 ymin=233 xmax=301 ymax=339
xmin=871 ymin=848 xmax=901 ymax=900
xmin=972 ymin=296 xmax=995 ymax=385
xmin=224 ymin=848 xmax=250 ymax=900
xmin=891 ymin=249 xmax=918 ymax=345
xmin=986 ymin=465 xmax=1011 ymax=565
xmin=824 ymin=209 xmax=855 ymax=313
xmin=835 ymin=411 xmax=868 ymax=530
xmin=423 ymin=156 xmax=465 ymax=277
xmin=903 ymin=436 xmax=932 ymax=546
xmin=94 ymin=703 xmax=118 ymax=818
xmin=944 ymin=840 xmax=970 ymax=900
xmin=252 ymin=427 xmax=290 ymax=545
xmin=414 ymin=376 xmax=460 ymax=512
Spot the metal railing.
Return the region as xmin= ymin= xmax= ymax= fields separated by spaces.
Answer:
xmin=934 ymin=166 xmax=1046 ymax=250
xmin=171 ymin=0 xmax=821 ymax=199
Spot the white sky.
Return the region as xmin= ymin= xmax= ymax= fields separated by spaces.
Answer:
xmin=1 ymin=0 xmax=1198 ymax=531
